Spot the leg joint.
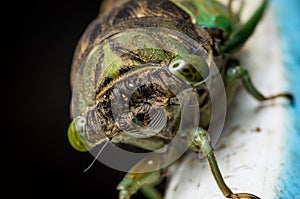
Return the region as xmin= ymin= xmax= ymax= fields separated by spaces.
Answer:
xmin=192 ymin=128 xmax=212 ymax=156
xmin=226 ymin=66 xmax=248 ymax=81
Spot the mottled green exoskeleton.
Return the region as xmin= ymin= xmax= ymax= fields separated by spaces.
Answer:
xmin=68 ymin=0 xmax=293 ymax=198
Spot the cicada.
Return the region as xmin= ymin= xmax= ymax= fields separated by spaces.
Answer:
xmin=67 ymin=0 xmax=293 ymax=198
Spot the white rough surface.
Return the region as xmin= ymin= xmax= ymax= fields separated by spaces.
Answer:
xmin=165 ymin=1 xmax=291 ymax=198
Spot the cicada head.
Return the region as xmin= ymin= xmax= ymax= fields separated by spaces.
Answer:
xmin=68 ymin=25 xmax=214 ymax=152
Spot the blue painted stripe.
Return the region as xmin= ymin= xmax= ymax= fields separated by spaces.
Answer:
xmin=272 ymin=0 xmax=300 ymax=197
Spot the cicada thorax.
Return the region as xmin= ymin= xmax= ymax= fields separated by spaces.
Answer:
xmin=70 ymin=0 xmax=215 ymax=150
xmin=71 ymin=0 xmax=214 ymax=83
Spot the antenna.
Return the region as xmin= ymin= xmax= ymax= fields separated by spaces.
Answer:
xmin=83 ymin=139 xmax=109 ymax=172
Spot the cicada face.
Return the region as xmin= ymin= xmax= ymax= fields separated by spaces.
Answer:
xmin=68 ymin=22 xmax=214 ymax=152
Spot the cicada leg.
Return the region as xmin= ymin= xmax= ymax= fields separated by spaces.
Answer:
xmin=228 ymin=0 xmax=234 ymax=13
xmin=228 ymin=0 xmax=244 ymax=17
xmin=222 ymin=0 xmax=268 ymax=53
xmin=226 ymin=65 xmax=294 ymax=104
xmin=237 ymin=0 xmax=245 ymax=18
xmin=228 ymin=0 xmax=245 ymax=17
xmin=117 ymin=154 xmax=165 ymax=199
xmin=192 ymin=128 xmax=260 ymax=199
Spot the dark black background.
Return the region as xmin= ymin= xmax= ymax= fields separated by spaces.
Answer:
xmin=5 ymin=1 xmax=141 ymax=198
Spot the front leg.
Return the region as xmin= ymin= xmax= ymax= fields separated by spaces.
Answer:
xmin=192 ymin=128 xmax=260 ymax=199
xmin=117 ymin=154 xmax=165 ymax=199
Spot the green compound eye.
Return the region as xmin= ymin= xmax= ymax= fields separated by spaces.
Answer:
xmin=67 ymin=116 xmax=88 ymax=152
xmin=169 ymin=55 xmax=209 ymax=86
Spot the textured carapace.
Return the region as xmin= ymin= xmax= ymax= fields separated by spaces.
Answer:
xmin=69 ymin=0 xmax=215 ymax=150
